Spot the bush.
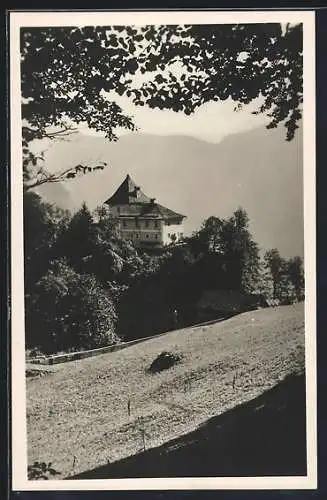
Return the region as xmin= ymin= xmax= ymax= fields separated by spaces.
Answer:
xmin=25 ymin=260 xmax=119 ymax=354
xmin=148 ymin=351 xmax=182 ymax=374
xmin=28 ymin=461 xmax=61 ymax=480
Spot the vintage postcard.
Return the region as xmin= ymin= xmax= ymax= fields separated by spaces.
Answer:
xmin=10 ymin=9 xmax=316 ymax=491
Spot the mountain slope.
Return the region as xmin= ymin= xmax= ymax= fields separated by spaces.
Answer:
xmin=40 ymin=125 xmax=303 ymax=257
xmin=35 ymin=181 xmax=74 ymax=211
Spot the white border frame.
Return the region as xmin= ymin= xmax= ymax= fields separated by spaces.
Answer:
xmin=10 ymin=10 xmax=317 ymax=491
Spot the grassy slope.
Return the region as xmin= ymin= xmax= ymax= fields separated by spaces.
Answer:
xmin=72 ymin=373 xmax=306 ymax=478
xmin=26 ymin=304 xmax=305 ymax=478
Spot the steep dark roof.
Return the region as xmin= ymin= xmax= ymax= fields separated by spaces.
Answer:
xmin=105 ymin=174 xmax=151 ymax=205
xmin=104 ymin=175 xmax=186 ymax=221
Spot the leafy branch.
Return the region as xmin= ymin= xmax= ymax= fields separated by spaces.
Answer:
xmin=24 ymin=161 xmax=108 ymax=191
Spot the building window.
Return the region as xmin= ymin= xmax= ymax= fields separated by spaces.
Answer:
xmin=155 ymin=234 xmax=158 ymax=239
xmin=145 ymin=220 xmax=149 ymax=228
xmin=155 ymin=220 xmax=159 ymax=228
xmin=146 ymin=234 xmax=149 ymax=238
xmin=122 ymin=220 xmax=126 ymax=227
xmin=135 ymin=219 xmax=140 ymax=228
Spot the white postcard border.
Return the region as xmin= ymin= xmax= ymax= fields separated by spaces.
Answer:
xmin=10 ymin=9 xmax=317 ymax=491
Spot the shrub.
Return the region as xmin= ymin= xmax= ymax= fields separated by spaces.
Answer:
xmin=148 ymin=351 xmax=182 ymax=374
xmin=25 ymin=368 xmax=51 ymax=378
xmin=28 ymin=461 xmax=61 ymax=480
xmin=25 ymin=260 xmax=119 ymax=354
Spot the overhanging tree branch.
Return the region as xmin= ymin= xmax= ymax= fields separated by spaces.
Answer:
xmin=21 ymin=23 xmax=303 ymax=189
xmin=24 ymin=162 xmax=108 ymax=191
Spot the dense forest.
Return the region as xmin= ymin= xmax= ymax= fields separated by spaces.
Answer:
xmin=24 ymin=191 xmax=304 ymax=356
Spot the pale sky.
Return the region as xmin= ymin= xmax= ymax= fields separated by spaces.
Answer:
xmin=79 ymin=95 xmax=269 ymax=144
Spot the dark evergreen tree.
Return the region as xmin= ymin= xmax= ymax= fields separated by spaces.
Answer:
xmin=55 ymin=202 xmax=97 ymax=272
xmin=264 ymin=248 xmax=285 ymax=300
xmin=285 ymin=256 xmax=305 ymax=302
xmin=264 ymin=249 xmax=304 ymax=304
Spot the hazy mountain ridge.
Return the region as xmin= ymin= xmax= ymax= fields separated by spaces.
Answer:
xmin=38 ymin=126 xmax=303 ymax=258
xmin=36 ymin=181 xmax=74 ymax=211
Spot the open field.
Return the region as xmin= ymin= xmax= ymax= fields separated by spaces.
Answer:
xmin=26 ymin=303 xmax=305 ymax=478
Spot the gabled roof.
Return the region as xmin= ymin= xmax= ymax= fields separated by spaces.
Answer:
xmin=104 ymin=174 xmax=151 ymax=205
xmin=142 ymin=202 xmax=185 ymax=219
xmin=104 ymin=174 xmax=186 ymax=221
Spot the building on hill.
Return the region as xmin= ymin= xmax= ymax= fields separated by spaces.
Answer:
xmin=104 ymin=174 xmax=186 ymax=249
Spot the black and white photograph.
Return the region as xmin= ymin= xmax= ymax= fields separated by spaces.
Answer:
xmin=10 ymin=10 xmax=316 ymax=491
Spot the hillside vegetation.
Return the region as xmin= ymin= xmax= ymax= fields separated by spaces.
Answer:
xmin=24 ymin=193 xmax=304 ymax=355
xmin=26 ymin=303 xmax=305 ymax=478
